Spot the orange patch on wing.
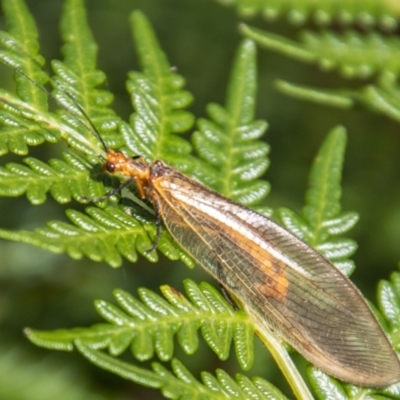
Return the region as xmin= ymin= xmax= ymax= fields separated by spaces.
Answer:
xmin=256 ymin=258 xmax=289 ymax=301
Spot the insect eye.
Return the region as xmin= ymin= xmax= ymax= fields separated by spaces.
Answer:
xmin=105 ymin=162 xmax=115 ymax=173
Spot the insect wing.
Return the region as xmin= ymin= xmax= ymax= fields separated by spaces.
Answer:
xmin=150 ymin=163 xmax=400 ymax=387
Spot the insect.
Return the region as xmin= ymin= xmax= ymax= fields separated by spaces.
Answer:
xmin=4 ymin=63 xmax=399 ymax=388
xmin=98 ymin=147 xmax=400 ymax=388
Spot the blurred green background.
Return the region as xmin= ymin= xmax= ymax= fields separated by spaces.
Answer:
xmin=0 ymin=0 xmax=399 ymax=399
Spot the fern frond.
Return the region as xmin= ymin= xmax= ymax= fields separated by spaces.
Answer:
xmin=192 ymin=39 xmax=270 ymax=213
xmin=355 ymin=72 xmax=400 ymax=123
xmin=278 ymin=126 xmax=358 ymax=276
xmin=275 ymin=80 xmax=354 ymax=110
xmin=0 ymin=204 xmax=193 ymax=268
xmin=377 ymin=272 xmax=400 ymax=348
xmin=307 ymin=272 xmax=400 ymax=399
xmin=26 ymin=280 xmax=254 ymax=370
xmin=0 ymin=0 xmax=120 ymax=155
xmin=0 ymin=150 xmax=104 ymax=204
xmin=241 ymin=26 xmax=400 ymax=80
xmin=0 ymin=6 xmax=201 ymax=267
xmin=308 ymin=366 xmax=400 ymax=400
xmin=76 ymin=344 xmax=288 ymax=400
xmin=276 ymin=71 xmax=400 ymax=124
xmin=0 ymin=0 xmax=47 ymax=106
xmin=0 ymin=87 xmax=98 ymax=156
xmin=121 ymin=11 xmax=195 ymax=171
xmin=51 ymin=0 xmax=122 ymax=151
xmin=0 ymin=102 xmax=59 ymax=155
xmin=213 ymin=0 xmax=399 ymax=29
xmin=359 ymin=81 xmax=400 ymax=123
xmin=0 ymin=0 xmax=53 ymax=154
xmin=25 ymin=280 xmax=287 ymax=399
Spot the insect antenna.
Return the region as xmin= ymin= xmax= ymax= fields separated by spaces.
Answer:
xmin=0 ymin=55 xmax=108 ymax=160
xmin=54 ymin=85 xmax=109 ymax=153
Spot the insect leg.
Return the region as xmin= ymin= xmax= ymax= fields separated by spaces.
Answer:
xmin=81 ymin=178 xmax=134 ymax=202
xmin=144 ymin=195 xmax=163 ymax=254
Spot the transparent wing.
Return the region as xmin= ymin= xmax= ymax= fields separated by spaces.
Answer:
xmin=152 ymin=169 xmax=400 ymax=387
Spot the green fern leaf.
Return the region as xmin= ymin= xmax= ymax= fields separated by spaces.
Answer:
xmin=0 ymin=205 xmax=192 ymax=267
xmin=0 ymin=150 xmax=103 ymax=204
xmin=0 ymin=0 xmax=47 ymax=106
xmin=0 ymin=0 xmax=54 ymax=155
xmin=241 ymin=26 xmax=400 ymax=80
xmin=356 ymin=72 xmax=400 ymax=123
xmin=25 ymin=279 xmax=255 ymax=371
xmin=213 ymin=0 xmax=399 ymax=29
xmin=307 ymin=368 xmax=349 ymax=400
xmin=0 ymin=6 xmax=199 ymax=267
xmin=0 ymin=0 xmax=120 ymax=156
xmin=51 ymin=0 xmax=123 ymax=150
xmin=0 ymin=86 xmax=98 ymax=155
xmin=301 ymin=31 xmax=400 ymax=79
xmin=308 ymin=365 xmax=400 ymax=400
xmin=377 ymin=272 xmax=400 ymax=346
xmin=74 ymin=343 xmax=288 ymax=400
xmin=278 ymin=126 xmax=358 ymax=276
xmin=275 ymin=71 xmax=400 ymax=125
xmin=122 ymin=11 xmax=195 ymax=170
xmin=192 ymin=39 xmax=270 ymax=213
xmin=275 ymin=79 xmax=354 ymax=109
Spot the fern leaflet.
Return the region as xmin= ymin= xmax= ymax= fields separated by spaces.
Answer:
xmin=212 ymin=0 xmax=399 ymax=29
xmin=240 ymin=26 xmax=400 ymax=80
xmin=192 ymin=39 xmax=270 ymax=214
xmin=278 ymin=126 xmax=358 ymax=276
xmin=76 ymin=344 xmax=289 ymax=400
xmin=275 ymin=71 xmax=400 ymax=125
xmin=26 ymin=279 xmax=254 ymax=370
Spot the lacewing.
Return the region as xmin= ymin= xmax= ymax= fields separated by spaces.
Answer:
xmin=101 ymin=149 xmax=400 ymax=387
xmin=4 ymin=63 xmax=398 ymax=386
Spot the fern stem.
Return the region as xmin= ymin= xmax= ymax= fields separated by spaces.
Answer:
xmin=256 ymin=320 xmax=313 ymax=400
